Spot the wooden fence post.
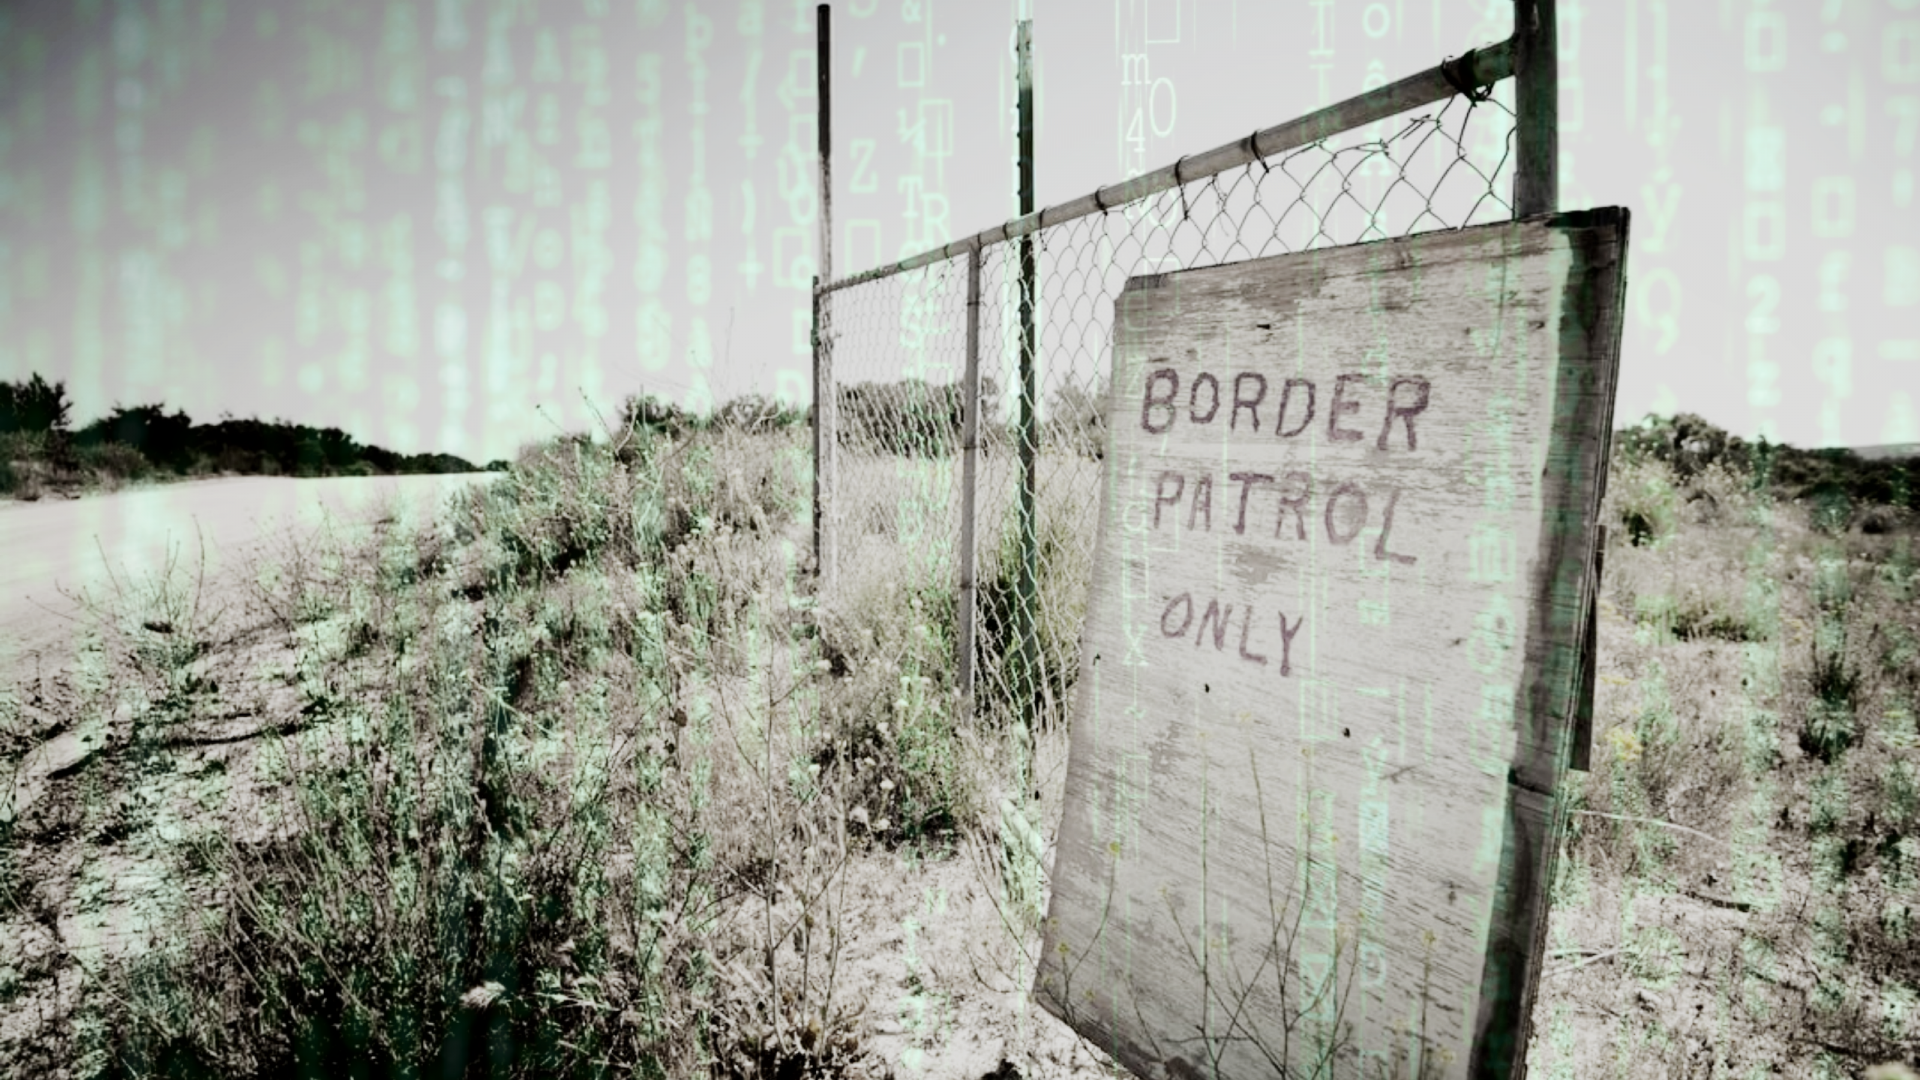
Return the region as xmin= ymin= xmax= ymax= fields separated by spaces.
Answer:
xmin=1513 ymin=0 xmax=1557 ymax=217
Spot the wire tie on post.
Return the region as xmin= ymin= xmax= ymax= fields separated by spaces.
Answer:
xmin=1174 ymin=155 xmax=1191 ymax=221
xmin=1440 ymin=49 xmax=1491 ymax=105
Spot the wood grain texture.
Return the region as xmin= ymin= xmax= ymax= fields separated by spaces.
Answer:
xmin=1034 ymin=210 xmax=1628 ymax=1080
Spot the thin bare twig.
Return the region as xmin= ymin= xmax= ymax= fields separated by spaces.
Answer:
xmin=1570 ymin=809 xmax=1729 ymax=847
xmin=1542 ymin=946 xmax=1626 ymax=978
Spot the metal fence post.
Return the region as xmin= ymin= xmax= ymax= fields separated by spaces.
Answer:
xmin=958 ymin=245 xmax=983 ymax=705
xmin=813 ymin=3 xmax=835 ymax=597
xmin=1513 ymin=0 xmax=1557 ymax=216
xmin=1014 ymin=19 xmax=1039 ymax=748
xmin=813 ymin=278 xmax=833 ymax=595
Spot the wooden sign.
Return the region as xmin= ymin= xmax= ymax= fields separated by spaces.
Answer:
xmin=1035 ymin=209 xmax=1629 ymax=1080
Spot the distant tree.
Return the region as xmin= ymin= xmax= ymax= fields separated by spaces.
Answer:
xmin=1045 ymin=379 xmax=1110 ymax=460
xmin=978 ymin=374 xmax=1004 ymax=434
xmin=0 ymin=373 xmax=73 ymax=434
xmin=316 ymin=426 xmax=361 ymax=472
xmin=75 ymin=403 xmax=195 ymax=470
xmin=836 ymin=378 xmax=967 ymax=457
xmin=1612 ymin=411 xmax=1918 ymax=517
xmin=713 ymin=392 xmax=804 ymax=434
xmin=619 ymin=392 xmax=693 ymax=436
xmin=359 ymin=444 xmax=401 ymax=474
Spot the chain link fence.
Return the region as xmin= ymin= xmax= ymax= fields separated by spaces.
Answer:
xmin=818 ymin=55 xmax=1521 ymax=744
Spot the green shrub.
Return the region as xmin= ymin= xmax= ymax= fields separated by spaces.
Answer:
xmin=0 ymin=429 xmax=44 ymax=462
xmin=711 ymin=392 xmax=805 ymax=435
xmin=105 ymin=694 xmax=659 ymax=1076
xmin=810 ymin=567 xmax=976 ymax=843
xmin=78 ymin=440 xmax=154 ymax=481
xmin=1802 ymin=631 xmax=1862 ymax=764
xmin=2 ymin=456 xmax=45 ymax=500
xmin=1610 ymin=457 xmax=1681 ymax=548
xmin=450 ymin=431 xmax=667 ymax=592
xmin=1884 ymin=757 xmax=1919 ymax=838
xmin=973 ymin=500 xmax=1091 ymax=738
xmin=836 ymin=379 xmax=969 ymax=458
xmin=94 ymin=518 xmax=743 ymax=1077
xmin=1631 ymin=585 xmax=1771 ymax=643
xmin=1611 ymin=412 xmax=1756 ymax=479
xmin=617 ymin=391 xmax=697 ymax=439
xmin=653 ymin=429 xmax=808 ymax=550
xmin=1808 ymin=480 xmax=1854 ymax=535
xmin=1044 ymin=380 xmax=1110 ymax=460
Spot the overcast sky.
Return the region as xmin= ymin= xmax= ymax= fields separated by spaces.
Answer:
xmin=0 ymin=0 xmax=1912 ymax=462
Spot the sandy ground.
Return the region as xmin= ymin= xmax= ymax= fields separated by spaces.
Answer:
xmin=0 ymin=473 xmax=501 ymax=679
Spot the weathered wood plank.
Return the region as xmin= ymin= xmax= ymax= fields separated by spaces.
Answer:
xmin=1035 ymin=209 xmax=1628 ymax=1080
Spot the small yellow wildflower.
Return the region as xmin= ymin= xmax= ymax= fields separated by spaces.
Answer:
xmin=1606 ymin=725 xmax=1643 ymax=763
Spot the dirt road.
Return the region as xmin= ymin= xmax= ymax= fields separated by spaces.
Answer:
xmin=0 ymin=473 xmax=501 ymax=675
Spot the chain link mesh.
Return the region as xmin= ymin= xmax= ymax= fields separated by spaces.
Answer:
xmin=821 ymin=87 xmax=1517 ymax=738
